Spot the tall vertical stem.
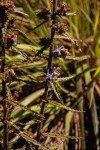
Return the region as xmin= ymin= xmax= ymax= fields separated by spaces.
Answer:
xmin=1 ymin=27 xmax=8 ymax=150
xmin=48 ymin=0 xmax=57 ymax=69
xmin=36 ymin=0 xmax=57 ymax=149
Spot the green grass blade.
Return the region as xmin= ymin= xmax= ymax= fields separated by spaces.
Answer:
xmin=76 ymin=67 xmax=86 ymax=149
xmin=83 ymin=64 xmax=100 ymax=149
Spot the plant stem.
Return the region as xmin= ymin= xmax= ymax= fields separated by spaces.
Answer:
xmin=36 ymin=0 xmax=57 ymax=149
xmin=48 ymin=0 xmax=57 ymax=69
xmin=1 ymin=26 xmax=8 ymax=150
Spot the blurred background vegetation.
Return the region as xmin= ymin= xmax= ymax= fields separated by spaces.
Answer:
xmin=0 ymin=0 xmax=100 ymax=149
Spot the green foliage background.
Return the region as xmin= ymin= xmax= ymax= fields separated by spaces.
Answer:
xmin=0 ymin=0 xmax=100 ymax=149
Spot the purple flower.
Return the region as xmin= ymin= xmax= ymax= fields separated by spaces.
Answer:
xmin=44 ymin=67 xmax=61 ymax=81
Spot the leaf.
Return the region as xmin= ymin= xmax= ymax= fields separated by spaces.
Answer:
xmin=65 ymin=55 xmax=90 ymax=61
xmin=83 ymin=64 xmax=99 ymax=149
xmin=79 ymin=7 xmax=93 ymax=24
xmin=42 ymin=132 xmax=83 ymax=139
xmin=8 ymin=121 xmax=49 ymax=150
xmin=7 ymin=98 xmax=44 ymax=119
xmin=55 ymin=74 xmax=76 ymax=82
xmin=12 ymin=46 xmax=31 ymax=60
xmin=63 ymin=33 xmax=77 ymax=44
xmin=16 ymin=44 xmax=40 ymax=51
xmin=56 ymin=82 xmax=77 ymax=98
xmin=49 ymin=81 xmax=63 ymax=102
xmin=48 ymin=100 xmax=83 ymax=112
xmin=76 ymin=67 xmax=86 ymax=149
xmin=6 ymin=86 xmax=44 ymax=119
xmin=65 ymin=111 xmax=74 ymax=149
xmin=11 ymin=89 xmax=45 ymax=118
xmin=94 ymin=10 xmax=99 ymax=35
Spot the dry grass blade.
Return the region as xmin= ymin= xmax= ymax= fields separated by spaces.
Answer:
xmin=48 ymin=100 xmax=84 ymax=112
xmin=7 ymin=98 xmax=44 ymax=118
xmin=42 ymin=132 xmax=83 ymax=139
xmin=83 ymin=64 xmax=100 ymax=149
xmin=8 ymin=121 xmax=49 ymax=150
xmin=55 ymin=74 xmax=76 ymax=82
xmin=6 ymin=86 xmax=44 ymax=118
xmin=49 ymin=81 xmax=63 ymax=102
xmin=65 ymin=55 xmax=90 ymax=61
xmin=76 ymin=67 xmax=86 ymax=149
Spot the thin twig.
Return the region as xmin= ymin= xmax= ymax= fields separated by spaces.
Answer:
xmin=25 ymin=20 xmax=47 ymax=34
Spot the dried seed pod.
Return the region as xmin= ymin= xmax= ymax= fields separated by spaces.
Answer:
xmin=57 ymin=23 xmax=68 ymax=34
xmin=37 ymin=8 xmax=51 ymax=21
xmin=52 ymin=23 xmax=68 ymax=34
xmin=14 ymin=90 xmax=19 ymax=98
xmin=53 ymin=67 xmax=61 ymax=78
xmin=60 ymin=46 xmax=71 ymax=58
xmin=5 ymin=69 xmax=16 ymax=83
xmin=0 ymin=0 xmax=15 ymax=22
xmin=7 ymin=32 xmax=17 ymax=48
xmin=57 ymin=3 xmax=71 ymax=16
xmin=74 ymin=41 xmax=82 ymax=52
xmin=18 ymin=87 xmax=22 ymax=94
xmin=7 ymin=18 xmax=16 ymax=29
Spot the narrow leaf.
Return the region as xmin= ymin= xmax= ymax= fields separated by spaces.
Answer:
xmin=48 ymin=100 xmax=83 ymax=112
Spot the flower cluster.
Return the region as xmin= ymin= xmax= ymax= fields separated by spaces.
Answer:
xmin=7 ymin=32 xmax=17 ymax=48
xmin=53 ymin=46 xmax=71 ymax=58
xmin=36 ymin=2 xmax=80 ymax=81
xmin=0 ymin=1 xmax=17 ymax=48
xmin=45 ymin=67 xmax=61 ymax=81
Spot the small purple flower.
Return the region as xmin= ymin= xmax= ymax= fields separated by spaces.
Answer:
xmin=53 ymin=46 xmax=62 ymax=56
xmin=44 ymin=67 xmax=61 ymax=81
xmin=53 ymin=46 xmax=71 ymax=58
xmin=45 ymin=69 xmax=53 ymax=80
